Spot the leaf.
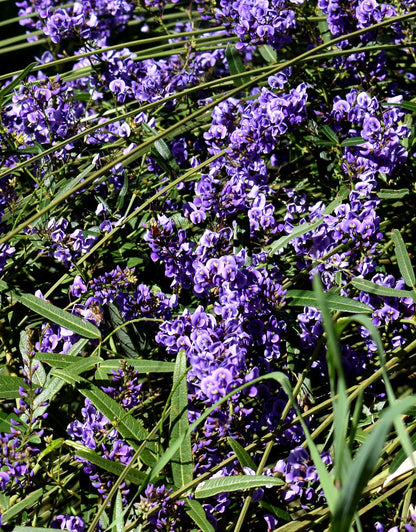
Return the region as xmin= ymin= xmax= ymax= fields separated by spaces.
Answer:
xmin=392 ymin=229 xmax=416 ymax=287
xmin=51 ymin=356 xmax=101 ymax=381
xmin=78 ymin=379 xmax=156 ymax=466
xmin=169 ymin=350 xmax=193 ymax=488
xmin=383 ymin=101 xmax=416 ymax=113
xmin=258 ymin=45 xmax=277 ymax=63
xmin=13 ymin=528 xmax=59 ymax=532
xmin=340 ymin=136 xmax=366 ymax=147
xmin=321 ymin=124 xmax=339 ymax=145
xmin=108 ymin=304 xmax=139 ymax=358
xmin=377 ymin=188 xmax=409 ymax=199
xmin=65 ymin=440 xmax=141 ymax=485
xmin=226 ymin=44 xmax=250 ymax=87
xmin=0 ymin=62 xmax=37 ymax=104
xmin=35 ymin=352 xmax=78 ymax=368
xmin=0 ymin=280 xmax=101 ymax=339
xmin=351 ymin=278 xmax=415 ymax=301
xmin=332 ymin=396 xmax=416 ymax=532
xmin=0 ymin=375 xmax=26 ymax=399
xmin=194 ymin=475 xmax=284 ymax=498
xmin=286 ymin=290 xmax=372 ymax=313
xmin=185 ymin=500 xmax=215 ymax=532
xmin=2 ymin=487 xmax=45 ymax=522
xmin=268 ymin=218 xmax=323 ymax=255
xmin=227 ymin=437 xmax=257 ymax=471
xmin=313 ymin=276 xmax=351 ymax=489
xmin=112 ymin=490 xmax=124 ymax=532
xmin=97 ymin=359 xmax=175 ymax=374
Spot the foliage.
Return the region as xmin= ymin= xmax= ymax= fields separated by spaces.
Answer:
xmin=1 ymin=0 xmax=416 ymax=531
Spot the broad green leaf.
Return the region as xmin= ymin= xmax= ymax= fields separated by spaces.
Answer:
xmin=377 ymin=188 xmax=409 ymax=199
xmin=226 ymin=44 xmax=250 ymax=87
xmin=98 ymin=359 xmax=174 ymax=374
xmin=340 ymin=136 xmax=365 ymax=147
xmin=392 ymin=229 xmax=416 ymax=287
xmin=332 ymin=396 xmax=416 ymax=532
xmin=185 ymin=500 xmax=215 ymax=532
xmin=258 ymin=44 xmax=277 ymax=63
xmin=0 ymin=280 xmax=101 ymax=339
xmin=35 ymin=352 xmax=78 ymax=368
xmin=65 ymin=440 xmax=146 ymax=486
xmin=227 ymin=437 xmax=257 ymax=471
xmin=351 ymin=278 xmax=415 ymax=301
xmin=195 ymin=475 xmax=284 ymax=498
xmin=2 ymin=487 xmax=44 ymax=522
xmin=51 ymin=356 xmax=101 ymax=381
xmin=0 ymin=375 xmax=26 ymax=399
xmin=321 ymin=124 xmax=339 ymax=145
xmin=286 ymin=290 xmax=372 ymax=313
xmin=169 ymin=350 xmax=193 ymax=488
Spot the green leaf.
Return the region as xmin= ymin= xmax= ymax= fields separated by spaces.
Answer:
xmin=258 ymin=44 xmax=277 ymax=63
xmin=0 ymin=61 xmax=37 ymax=104
xmin=286 ymin=290 xmax=372 ymax=313
xmin=377 ymin=188 xmax=409 ymax=199
xmin=13 ymin=526 xmax=56 ymax=532
xmin=108 ymin=304 xmax=139 ymax=358
xmin=35 ymin=352 xmax=79 ymax=368
xmin=351 ymin=278 xmax=415 ymax=301
xmin=0 ymin=375 xmax=26 ymax=399
xmin=392 ymin=229 xmax=416 ymax=287
xmin=2 ymin=487 xmax=45 ymax=522
xmin=321 ymin=124 xmax=339 ymax=145
xmin=112 ymin=490 xmax=124 ymax=532
xmin=313 ymin=276 xmax=351 ymax=490
xmin=185 ymin=500 xmax=215 ymax=532
xmin=227 ymin=437 xmax=257 ymax=471
xmin=169 ymin=350 xmax=193 ymax=488
xmin=268 ymin=218 xmax=324 ymax=255
xmin=0 ymin=280 xmax=101 ymax=339
xmin=332 ymin=396 xmax=416 ymax=532
xmin=340 ymin=136 xmax=366 ymax=147
xmin=383 ymin=101 xmax=416 ymax=113
xmin=51 ymin=356 xmax=101 ymax=381
xmin=78 ymin=379 xmax=156 ymax=466
xmin=195 ymin=475 xmax=284 ymax=498
xmin=225 ymin=44 xmax=250 ymax=87
xmin=97 ymin=359 xmax=175 ymax=374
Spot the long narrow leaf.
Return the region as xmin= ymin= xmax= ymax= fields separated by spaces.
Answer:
xmin=332 ymin=396 xmax=416 ymax=532
xmin=195 ymin=475 xmax=284 ymax=498
xmin=392 ymin=229 xmax=416 ymax=287
xmin=286 ymin=290 xmax=372 ymax=313
xmin=169 ymin=350 xmax=193 ymax=488
xmin=0 ymin=280 xmax=101 ymax=339
xmin=185 ymin=500 xmax=215 ymax=532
